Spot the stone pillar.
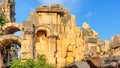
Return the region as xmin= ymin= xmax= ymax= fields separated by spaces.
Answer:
xmin=21 ymin=34 xmax=33 ymax=60
xmin=48 ymin=35 xmax=58 ymax=65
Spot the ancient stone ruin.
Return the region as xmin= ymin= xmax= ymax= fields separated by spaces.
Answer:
xmin=0 ymin=0 xmax=120 ymax=68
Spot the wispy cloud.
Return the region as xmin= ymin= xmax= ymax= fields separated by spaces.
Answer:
xmin=85 ymin=12 xmax=92 ymax=17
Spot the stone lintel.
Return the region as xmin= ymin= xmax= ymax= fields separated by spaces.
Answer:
xmin=35 ymin=4 xmax=67 ymax=14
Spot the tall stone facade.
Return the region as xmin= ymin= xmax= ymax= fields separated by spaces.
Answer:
xmin=0 ymin=0 xmax=120 ymax=68
xmin=21 ymin=5 xmax=85 ymax=67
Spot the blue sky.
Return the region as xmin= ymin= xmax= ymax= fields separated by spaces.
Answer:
xmin=15 ymin=0 xmax=120 ymax=40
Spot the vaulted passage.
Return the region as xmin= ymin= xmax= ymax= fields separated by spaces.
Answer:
xmin=0 ymin=34 xmax=22 ymax=67
xmin=0 ymin=34 xmax=22 ymax=46
xmin=3 ymin=23 xmax=22 ymax=34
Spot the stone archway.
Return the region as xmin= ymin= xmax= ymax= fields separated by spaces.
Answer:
xmin=0 ymin=34 xmax=22 ymax=68
xmin=0 ymin=34 xmax=22 ymax=46
xmin=35 ymin=26 xmax=51 ymax=37
xmin=35 ymin=27 xmax=50 ymax=57
xmin=3 ymin=23 xmax=22 ymax=34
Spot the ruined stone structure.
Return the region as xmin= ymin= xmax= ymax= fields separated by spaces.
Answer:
xmin=21 ymin=4 xmax=85 ymax=67
xmin=0 ymin=1 xmax=87 ymax=67
xmin=0 ymin=0 xmax=120 ymax=68
xmin=0 ymin=0 xmax=15 ymax=22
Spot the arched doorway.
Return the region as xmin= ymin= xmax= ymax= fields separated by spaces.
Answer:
xmin=3 ymin=23 xmax=22 ymax=34
xmin=36 ymin=30 xmax=47 ymax=38
xmin=0 ymin=35 xmax=22 ymax=68
xmin=35 ymin=30 xmax=49 ymax=56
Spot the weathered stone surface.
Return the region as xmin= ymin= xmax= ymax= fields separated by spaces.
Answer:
xmin=1 ymin=1 xmax=119 ymax=68
xmin=102 ymin=56 xmax=120 ymax=68
xmin=66 ymin=57 xmax=74 ymax=65
xmin=86 ymin=57 xmax=103 ymax=68
xmin=82 ymin=22 xmax=90 ymax=29
xmin=0 ymin=3 xmax=88 ymax=68
xmin=0 ymin=0 xmax=15 ymax=22
xmin=64 ymin=62 xmax=90 ymax=68
xmin=109 ymin=35 xmax=120 ymax=56
xmin=110 ymin=35 xmax=120 ymax=49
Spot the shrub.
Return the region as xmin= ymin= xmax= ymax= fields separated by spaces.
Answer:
xmin=10 ymin=55 xmax=55 ymax=68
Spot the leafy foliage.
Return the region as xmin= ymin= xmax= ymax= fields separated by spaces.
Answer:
xmin=0 ymin=16 xmax=6 ymax=26
xmin=10 ymin=55 xmax=55 ymax=68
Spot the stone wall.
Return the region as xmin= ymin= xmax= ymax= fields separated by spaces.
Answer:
xmin=21 ymin=4 xmax=85 ymax=67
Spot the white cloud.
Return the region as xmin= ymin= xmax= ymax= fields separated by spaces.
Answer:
xmin=85 ymin=12 xmax=92 ymax=17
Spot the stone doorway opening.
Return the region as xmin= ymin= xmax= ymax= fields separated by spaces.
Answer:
xmin=2 ymin=44 xmax=21 ymax=67
xmin=36 ymin=30 xmax=47 ymax=37
xmin=35 ymin=30 xmax=49 ymax=56
xmin=0 ymin=36 xmax=22 ymax=68
xmin=0 ymin=29 xmax=22 ymax=68
xmin=14 ymin=31 xmax=22 ymax=58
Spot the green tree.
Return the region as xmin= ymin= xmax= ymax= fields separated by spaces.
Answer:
xmin=10 ymin=55 xmax=55 ymax=68
xmin=0 ymin=16 xmax=6 ymax=26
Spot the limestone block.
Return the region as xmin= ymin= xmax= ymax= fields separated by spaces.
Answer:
xmin=76 ymin=38 xmax=83 ymax=47
xmin=46 ymin=52 xmax=55 ymax=58
xmin=21 ymin=45 xmax=32 ymax=52
xmin=57 ymin=38 xmax=68 ymax=51
xmin=82 ymin=22 xmax=90 ymax=29
xmin=66 ymin=57 xmax=74 ymax=65
xmin=48 ymin=42 xmax=56 ymax=52
xmin=67 ymin=52 xmax=74 ymax=57
xmin=49 ymin=36 xmax=57 ymax=41
xmin=68 ymin=28 xmax=76 ymax=37
xmin=57 ymin=58 xmax=66 ymax=67
xmin=70 ymin=38 xmax=76 ymax=45
xmin=25 ymin=34 xmax=33 ymax=39
xmin=77 ymin=47 xmax=82 ymax=54
xmin=68 ymin=45 xmax=76 ymax=52
xmin=37 ymin=42 xmax=49 ymax=51
xmin=56 ymin=51 xmax=66 ymax=58
xmin=86 ymin=36 xmax=98 ymax=43
xmin=92 ymin=29 xmax=98 ymax=36
xmin=75 ymin=27 xmax=81 ymax=33
xmin=21 ymin=52 xmax=32 ymax=60
xmin=90 ymin=46 xmax=97 ymax=54
xmin=36 ymin=42 xmax=41 ymax=51
xmin=65 ymin=26 xmax=70 ymax=34
xmin=57 ymin=14 xmax=61 ymax=25
xmin=57 ymin=42 xmax=63 ymax=51
xmin=75 ymin=55 xmax=82 ymax=62
xmin=88 ymin=43 xmax=97 ymax=50
xmin=110 ymin=35 xmax=120 ymax=49
xmin=74 ymin=48 xmax=79 ymax=56
xmin=70 ymin=15 xmax=76 ymax=27
xmin=97 ymin=46 xmax=100 ymax=53
xmin=47 ymin=58 xmax=56 ymax=65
